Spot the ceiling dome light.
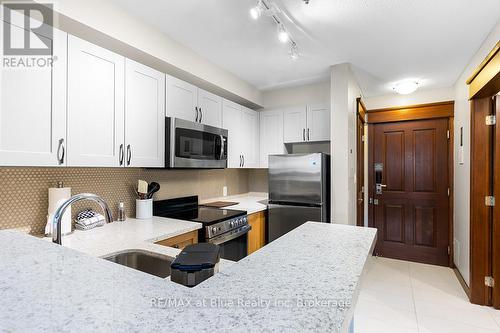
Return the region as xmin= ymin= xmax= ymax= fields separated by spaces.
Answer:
xmin=277 ymin=24 xmax=289 ymax=43
xmin=290 ymin=43 xmax=299 ymax=60
xmin=393 ymin=80 xmax=419 ymax=94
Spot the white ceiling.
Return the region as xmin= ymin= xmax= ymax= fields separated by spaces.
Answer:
xmin=111 ymin=0 xmax=500 ymax=97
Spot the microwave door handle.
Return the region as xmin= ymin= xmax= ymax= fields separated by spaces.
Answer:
xmin=219 ymin=135 xmax=225 ymax=160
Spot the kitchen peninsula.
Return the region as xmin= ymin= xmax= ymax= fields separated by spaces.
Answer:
xmin=0 ymin=222 xmax=376 ymax=332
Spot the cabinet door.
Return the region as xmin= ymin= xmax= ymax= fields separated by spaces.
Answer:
xmin=166 ymin=75 xmax=198 ymax=122
xmin=306 ymin=105 xmax=330 ymax=142
xmin=241 ymin=107 xmax=259 ymax=168
xmin=283 ymin=107 xmax=307 ymax=143
xmin=125 ymin=59 xmax=165 ymax=168
xmin=67 ymin=35 xmax=125 ymax=167
xmin=198 ymin=89 xmax=222 ymax=128
xmin=222 ymin=99 xmax=242 ymax=168
xmin=259 ymin=110 xmax=285 ymax=168
xmin=0 ymin=23 xmax=67 ymax=166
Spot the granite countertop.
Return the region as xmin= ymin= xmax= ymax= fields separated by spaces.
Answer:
xmin=200 ymin=192 xmax=268 ymax=214
xmin=49 ymin=216 xmax=203 ymax=257
xmin=0 ymin=222 xmax=376 ymax=332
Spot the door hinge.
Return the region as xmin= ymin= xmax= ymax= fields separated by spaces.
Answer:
xmin=447 ymin=130 xmax=450 ymax=139
xmin=447 ymin=246 xmax=451 ymax=255
xmin=485 ymin=276 xmax=495 ymax=288
xmin=485 ymin=196 xmax=496 ymax=207
xmin=361 ymin=135 xmax=365 ymax=142
xmin=486 ymin=115 xmax=496 ymax=126
xmin=447 ymin=188 xmax=450 ymax=197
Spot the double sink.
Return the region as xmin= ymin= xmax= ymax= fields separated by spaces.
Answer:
xmin=103 ymin=250 xmax=173 ymax=278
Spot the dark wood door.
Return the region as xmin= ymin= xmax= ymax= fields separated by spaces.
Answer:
xmin=357 ymin=112 xmax=365 ymax=226
xmin=371 ymin=118 xmax=450 ymax=266
xmin=493 ymin=95 xmax=500 ymax=309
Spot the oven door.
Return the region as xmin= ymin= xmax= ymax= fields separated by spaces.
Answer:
xmin=167 ymin=117 xmax=228 ymax=168
xmin=208 ymin=225 xmax=251 ymax=261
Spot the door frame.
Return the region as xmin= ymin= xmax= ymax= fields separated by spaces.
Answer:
xmin=467 ymin=41 xmax=500 ymax=307
xmin=356 ymin=98 xmax=367 ymax=227
xmin=366 ymin=101 xmax=455 ymax=267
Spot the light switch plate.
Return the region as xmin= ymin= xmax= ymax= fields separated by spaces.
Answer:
xmin=222 ymin=186 xmax=228 ymax=197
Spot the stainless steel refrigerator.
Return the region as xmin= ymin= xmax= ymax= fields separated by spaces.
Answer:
xmin=267 ymin=153 xmax=330 ymax=242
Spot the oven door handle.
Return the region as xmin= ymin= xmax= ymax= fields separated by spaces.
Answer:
xmin=208 ymin=225 xmax=251 ymax=245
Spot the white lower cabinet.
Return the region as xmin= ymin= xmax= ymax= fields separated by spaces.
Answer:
xmin=124 ymin=59 xmax=165 ymax=168
xmin=0 ymin=24 xmax=67 ymax=166
xmin=259 ymin=110 xmax=285 ymax=168
xmin=67 ymin=35 xmax=125 ymax=167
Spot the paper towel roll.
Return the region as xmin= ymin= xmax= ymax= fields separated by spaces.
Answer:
xmin=45 ymin=187 xmax=72 ymax=236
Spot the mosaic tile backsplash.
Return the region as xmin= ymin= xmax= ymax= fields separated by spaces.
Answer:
xmin=0 ymin=167 xmax=255 ymax=235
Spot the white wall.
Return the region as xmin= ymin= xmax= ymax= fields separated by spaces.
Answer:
xmin=364 ymin=87 xmax=454 ymax=110
xmin=330 ymin=63 xmax=362 ymax=225
xmin=45 ymin=0 xmax=262 ymax=106
xmin=452 ymin=21 xmax=500 ymax=286
xmin=262 ymin=81 xmax=330 ymax=109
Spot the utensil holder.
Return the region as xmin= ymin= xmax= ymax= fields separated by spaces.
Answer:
xmin=136 ymin=199 xmax=153 ymax=219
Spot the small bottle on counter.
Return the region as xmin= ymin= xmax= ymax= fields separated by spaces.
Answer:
xmin=117 ymin=202 xmax=126 ymax=222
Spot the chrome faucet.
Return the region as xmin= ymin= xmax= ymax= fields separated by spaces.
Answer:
xmin=52 ymin=193 xmax=114 ymax=245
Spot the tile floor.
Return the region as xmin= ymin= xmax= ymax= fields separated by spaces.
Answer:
xmin=354 ymin=257 xmax=500 ymax=333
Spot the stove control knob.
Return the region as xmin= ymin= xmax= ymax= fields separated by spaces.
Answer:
xmin=211 ymin=227 xmax=217 ymax=234
xmin=229 ymin=221 xmax=234 ymax=228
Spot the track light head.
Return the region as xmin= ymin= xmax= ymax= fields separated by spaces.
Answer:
xmin=277 ymin=24 xmax=289 ymax=43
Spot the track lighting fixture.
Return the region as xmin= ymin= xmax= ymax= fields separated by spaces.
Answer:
xmin=277 ymin=24 xmax=289 ymax=43
xmin=249 ymin=0 xmax=300 ymax=59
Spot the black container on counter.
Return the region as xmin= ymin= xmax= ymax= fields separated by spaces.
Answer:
xmin=170 ymin=243 xmax=220 ymax=287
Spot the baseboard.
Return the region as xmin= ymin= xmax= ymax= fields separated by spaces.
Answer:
xmin=453 ymin=264 xmax=471 ymax=299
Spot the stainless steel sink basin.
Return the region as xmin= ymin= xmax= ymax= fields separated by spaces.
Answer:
xmin=102 ymin=250 xmax=173 ymax=278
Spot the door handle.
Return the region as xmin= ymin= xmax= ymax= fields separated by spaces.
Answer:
xmin=195 ymin=107 xmax=199 ymax=122
xmin=303 ymin=128 xmax=306 ymax=141
xmin=57 ymin=138 xmax=65 ymax=165
xmin=307 ymin=128 xmax=310 ymax=141
xmin=242 ymin=155 xmax=245 ymax=167
xmin=219 ymin=135 xmax=225 ymax=160
xmin=126 ymin=144 xmax=131 ymax=166
xmin=199 ymin=107 xmax=203 ymax=123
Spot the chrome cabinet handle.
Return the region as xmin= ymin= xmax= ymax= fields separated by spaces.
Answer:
xmin=199 ymin=107 xmax=203 ymax=123
xmin=119 ymin=144 xmax=124 ymax=166
xmin=242 ymin=155 xmax=245 ymax=167
xmin=239 ymin=155 xmax=242 ymax=167
xmin=307 ymin=128 xmax=310 ymax=141
xmin=195 ymin=107 xmax=199 ymax=122
xmin=303 ymin=128 xmax=306 ymax=141
xmin=57 ymin=138 xmax=65 ymax=165
xmin=126 ymin=144 xmax=131 ymax=166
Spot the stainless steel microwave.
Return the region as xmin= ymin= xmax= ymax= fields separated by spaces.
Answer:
xmin=166 ymin=117 xmax=228 ymax=168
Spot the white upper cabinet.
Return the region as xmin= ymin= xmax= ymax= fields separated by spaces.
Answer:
xmin=67 ymin=35 xmax=125 ymax=167
xmin=241 ymin=107 xmax=259 ymax=168
xmin=222 ymin=99 xmax=242 ymax=168
xmin=259 ymin=110 xmax=285 ymax=168
xmin=197 ymin=89 xmax=222 ymax=128
xmin=282 ymin=105 xmax=330 ymax=143
xmin=307 ymin=105 xmax=330 ymax=142
xmin=0 ymin=23 xmax=67 ymax=166
xmin=166 ymin=75 xmax=198 ymax=122
xmin=283 ymin=107 xmax=307 ymax=143
xmin=125 ymin=59 xmax=165 ymax=168
xmin=166 ymin=76 xmax=223 ymax=127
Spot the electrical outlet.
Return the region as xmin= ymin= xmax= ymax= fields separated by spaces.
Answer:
xmin=222 ymin=186 xmax=228 ymax=197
